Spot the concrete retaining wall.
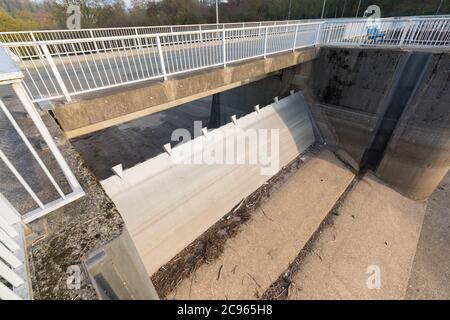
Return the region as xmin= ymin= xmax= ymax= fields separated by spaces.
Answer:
xmin=377 ymin=53 xmax=450 ymax=200
xmin=304 ymin=47 xmax=450 ymax=199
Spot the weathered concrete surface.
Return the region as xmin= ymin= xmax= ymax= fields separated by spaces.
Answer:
xmin=168 ymin=149 xmax=354 ymax=299
xmin=287 ymin=173 xmax=426 ymax=300
xmin=53 ymin=48 xmax=319 ymax=138
xmin=27 ymin=112 xmax=158 ymax=300
xmin=0 ymin=91 xmax=154 ymax=300
xmin=84 ymin=229 xmax=158 ymax=300
xmin=377 ymin=53 xmax=450 ymax=200
xmin=26 ymin=112 xmax=125 ymax=299
xmin=406 ymin=170 xmax=450 ymax=299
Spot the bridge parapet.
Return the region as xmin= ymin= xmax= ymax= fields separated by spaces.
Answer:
xmin=0 ymin=16 xmax=448 ymax=106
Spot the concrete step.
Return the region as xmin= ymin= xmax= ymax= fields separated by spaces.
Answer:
xmin=168 ymin=149 xmax=355 ymax=299
xmin=287 ymin=172 xmax=427 ymax=300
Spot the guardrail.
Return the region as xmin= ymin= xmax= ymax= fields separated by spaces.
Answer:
xmin=1 ymin=15 xmax=447 ymax=44
xmin=0 ymin=17 xmax=449 ymax=104
xmin=0 ymin=19 xmax=315 ymax=43
xmin=0 ymin=47 xmax=86 ymax=300
xmin=0 ymin=48 xmax=85 ymax=224
xmin=1 ymin=22 xmax=322 ymax=103
xmin=322 ymin=17 xmax=450 ymax=48
xmin=0 ymin=194 xmax=30 ymax=300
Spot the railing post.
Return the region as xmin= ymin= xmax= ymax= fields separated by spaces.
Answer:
xmin=315 ymin=23 xmax=323 ymax=45
xmin=135 ymin=27 xmax=142 ymax=49
xmin=30 ymin=32 xmax=36 ymax=42
xmin=156 ymin=35 xmax=168 ymax=80
xmin=89 ymin=30 xmax=100 ymax=53
xmin=264 ymin=27 xmax=268 ymax=58
xmin=292 ymin=25 xmax=299 ymax=51
xmin=222 ymin=29 xmax=227 ymax=67
xmin=399 ymin=20 xmax=413 ymax=47
xmin=40 ymin=44 xmax=72 ymax=102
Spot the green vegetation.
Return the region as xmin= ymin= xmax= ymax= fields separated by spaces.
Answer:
xmin=0 ymin=0 xmax=449 ymax=31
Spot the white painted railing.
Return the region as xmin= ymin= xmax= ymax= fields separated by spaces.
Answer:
xmin=0 ymin=194 xmax=30 ymax=300
xmin=0 ymin=19 xmax=320 ymax=44
xmin=0 ymin=47 xmax=85 ymax=300
xmin=0 ymin=17 xmax=449 ymax=104
xmin=1 ymin=15 xmax=447 ymax=44
xmin=321 ymin=17 xmax=450 ymax=48
xmin=0 ymin=48 xmax=85 ymax=224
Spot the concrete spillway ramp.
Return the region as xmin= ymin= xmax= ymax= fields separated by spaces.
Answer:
xmin=286 ymin=173 xmax=427 ymax=300
xmin=168 ymin=149 xmax=355 ymax=299
xmin=101 ymin=92 xmax=316 ymax=275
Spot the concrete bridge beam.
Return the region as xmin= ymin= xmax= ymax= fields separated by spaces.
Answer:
xmin=53 ymin=48 xmax=319 ymax=139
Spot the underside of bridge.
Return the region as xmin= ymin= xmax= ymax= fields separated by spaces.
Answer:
xmin=13 ymin=46 xmax=449 ymax=300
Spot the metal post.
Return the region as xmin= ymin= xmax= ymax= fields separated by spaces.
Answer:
xmin=0 ymin=193 xmax=21 ymax=225
xmin=216 ymin=0 xmax=219 ymax=24
xmin=288 ymin=0 xmax=292 ymax=20
xmin=292 ymin=25 xmax=299 ymax=51
xmin=135 ymin=28 xmax=142 ymax=49
xmin=40 ymin=44 xmax=72 ymax=102
xmin=11 ymin=82 xmax=81 ymax=191
xmin=315 ymin=23 xmax=323 ymax=45
xmin=399 ymin=20 xmax=413 ymax=47
xmin=156 ymin=35 xmax=168 ymax=80
xmin=355 ymin=0 xmax=362 ymax=17
xmin=264 ymin=27 xmax=268 ymax=58
xmin=89 ymin=30 xmax=99 ymax=52
xmin=341 ymin=0 xmax=347 ymax=17
xmin=321 ymin=0 xmax=327 ymax=19
xmin=436 ymin=0 xmax=444 ymax=14
xmin=222 ymin=29 xmax=226 ymax=67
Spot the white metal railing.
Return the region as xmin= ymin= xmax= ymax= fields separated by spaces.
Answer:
xmin=0 ymin=47 xmax=85 ymax=300
xmin=0 ymin=21 xmax=322 ymax=103
xmin=0 ymin=91 xmax=85 ymax=223
xmin=0 ymin=19 xmax=318 ymax=44
xmin=0 ymin=17 xmax=449 ymax=104
xmin=1 ymin=15 xmax=446 ymax=44
xmin=0 ymin=194 xmax=30 ymax=300
xmin=321 ymin=17 xmax=450 ymax=48
xmin=0 ymin=48 xmax=85 ymax=224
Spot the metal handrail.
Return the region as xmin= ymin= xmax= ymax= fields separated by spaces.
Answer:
xmin=0 ymin=17 xmax=448 ymax=104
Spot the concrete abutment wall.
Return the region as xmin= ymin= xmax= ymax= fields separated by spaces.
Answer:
xmin=302 ymin=47 xmax=450 ymax=200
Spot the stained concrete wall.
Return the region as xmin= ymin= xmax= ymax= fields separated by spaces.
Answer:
xmin=377 ymin=53 xmax=450 ymax=200
xmin=53 ymin=48 xmax=319 ymax=138
xmin=209 ymin=67 xmax=297 ymax=128
xmin=303 ymin=48 xmax=407 ymax=165
xmin=301 ymin=47 xmax=450 ymax=200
